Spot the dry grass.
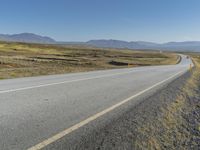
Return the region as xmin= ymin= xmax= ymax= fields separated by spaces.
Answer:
xmin=0 ymin=41 xmax=178 ymax=79
xmin=134 ymin=53 xmax=200 ymax=150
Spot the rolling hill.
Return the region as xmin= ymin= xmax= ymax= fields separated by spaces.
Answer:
xmin=0 ymin=33 xmax=56 ymax=44
xmin=87 ymin=40 xmax=200 ymax=52
xmin=0 ymin=33 xmax=200 ymax=51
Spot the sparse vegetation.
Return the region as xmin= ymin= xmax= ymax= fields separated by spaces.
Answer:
xmin=133 ymin=53 xmax=200 ymax=150
xmin=0 ymin=41 xmax=178 ymax=79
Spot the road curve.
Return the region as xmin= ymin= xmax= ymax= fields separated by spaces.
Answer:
xmin=0 ymin=55 xmax=192 ymax=150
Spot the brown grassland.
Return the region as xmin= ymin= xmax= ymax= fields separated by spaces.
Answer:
xmin=0 ymin=41 xmax=178 ymax=79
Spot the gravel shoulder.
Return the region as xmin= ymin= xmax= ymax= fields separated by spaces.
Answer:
xmin=80 ymin=58 xmax=198 ymax=150
xmin=44 ymin=57 xmax=199 ymax=150
xmin=73 ymin=72 xmax=198 ymax=150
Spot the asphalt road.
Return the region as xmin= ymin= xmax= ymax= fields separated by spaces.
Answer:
xmin=0 ymin=55 xmax=192 ymax=150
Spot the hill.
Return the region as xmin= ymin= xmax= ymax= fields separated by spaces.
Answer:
xmin=1 ymin=33 xmax=200 ymax=51
xmin=0 ymin=33 xmax=56 ymax=44
xmin=87 ymin=40 xmax=200 ymax=52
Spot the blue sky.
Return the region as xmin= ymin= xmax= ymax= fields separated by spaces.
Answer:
xmin=0 ymin=0 xmax=200 ymax=42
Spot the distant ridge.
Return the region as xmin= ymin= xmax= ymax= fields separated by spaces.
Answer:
xmin=0 ymin=33 xmax=200 ymax=51
xmin=0 ymin=33 xmax=56 ymax=44
xmin=87 ymin=39 xmax=200 ymax=52
xmin=86 ymin=40 xmax=158 ymax=49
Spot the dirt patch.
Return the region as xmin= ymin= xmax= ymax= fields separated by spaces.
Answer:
xmin=109 ymin=60 xmax=129 ymax=66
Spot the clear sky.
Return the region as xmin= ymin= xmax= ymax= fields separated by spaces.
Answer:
xmin=0 ymin=0 xmax=200 ymax=42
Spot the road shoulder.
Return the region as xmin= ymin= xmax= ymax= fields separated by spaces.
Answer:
xmin=44 ymin=59 xmax=199 ymax=150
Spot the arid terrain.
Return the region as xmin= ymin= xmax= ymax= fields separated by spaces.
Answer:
xmin=0 ymin=41 xmax=178 ymax=79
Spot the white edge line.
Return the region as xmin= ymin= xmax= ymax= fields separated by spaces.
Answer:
xmin=0 ymin=70 xmax=136 ymax=94
xmin=27 ymin=69 xmax=186 ymax=150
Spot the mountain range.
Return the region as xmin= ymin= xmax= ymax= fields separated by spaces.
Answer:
xmin=0 ymin=33 xmax=200 ymax=52
xmin=87 ymin=40 xmax=200 ymax=52
xmin=0 ymin=33 xmax=56 ymax=44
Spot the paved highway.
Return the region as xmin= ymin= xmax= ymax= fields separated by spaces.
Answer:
xmin=0 ymin=55 xmax=192 ymax=150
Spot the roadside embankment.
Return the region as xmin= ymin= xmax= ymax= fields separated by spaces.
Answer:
xmin=70 ymin=55 xmax=200 ymax=150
